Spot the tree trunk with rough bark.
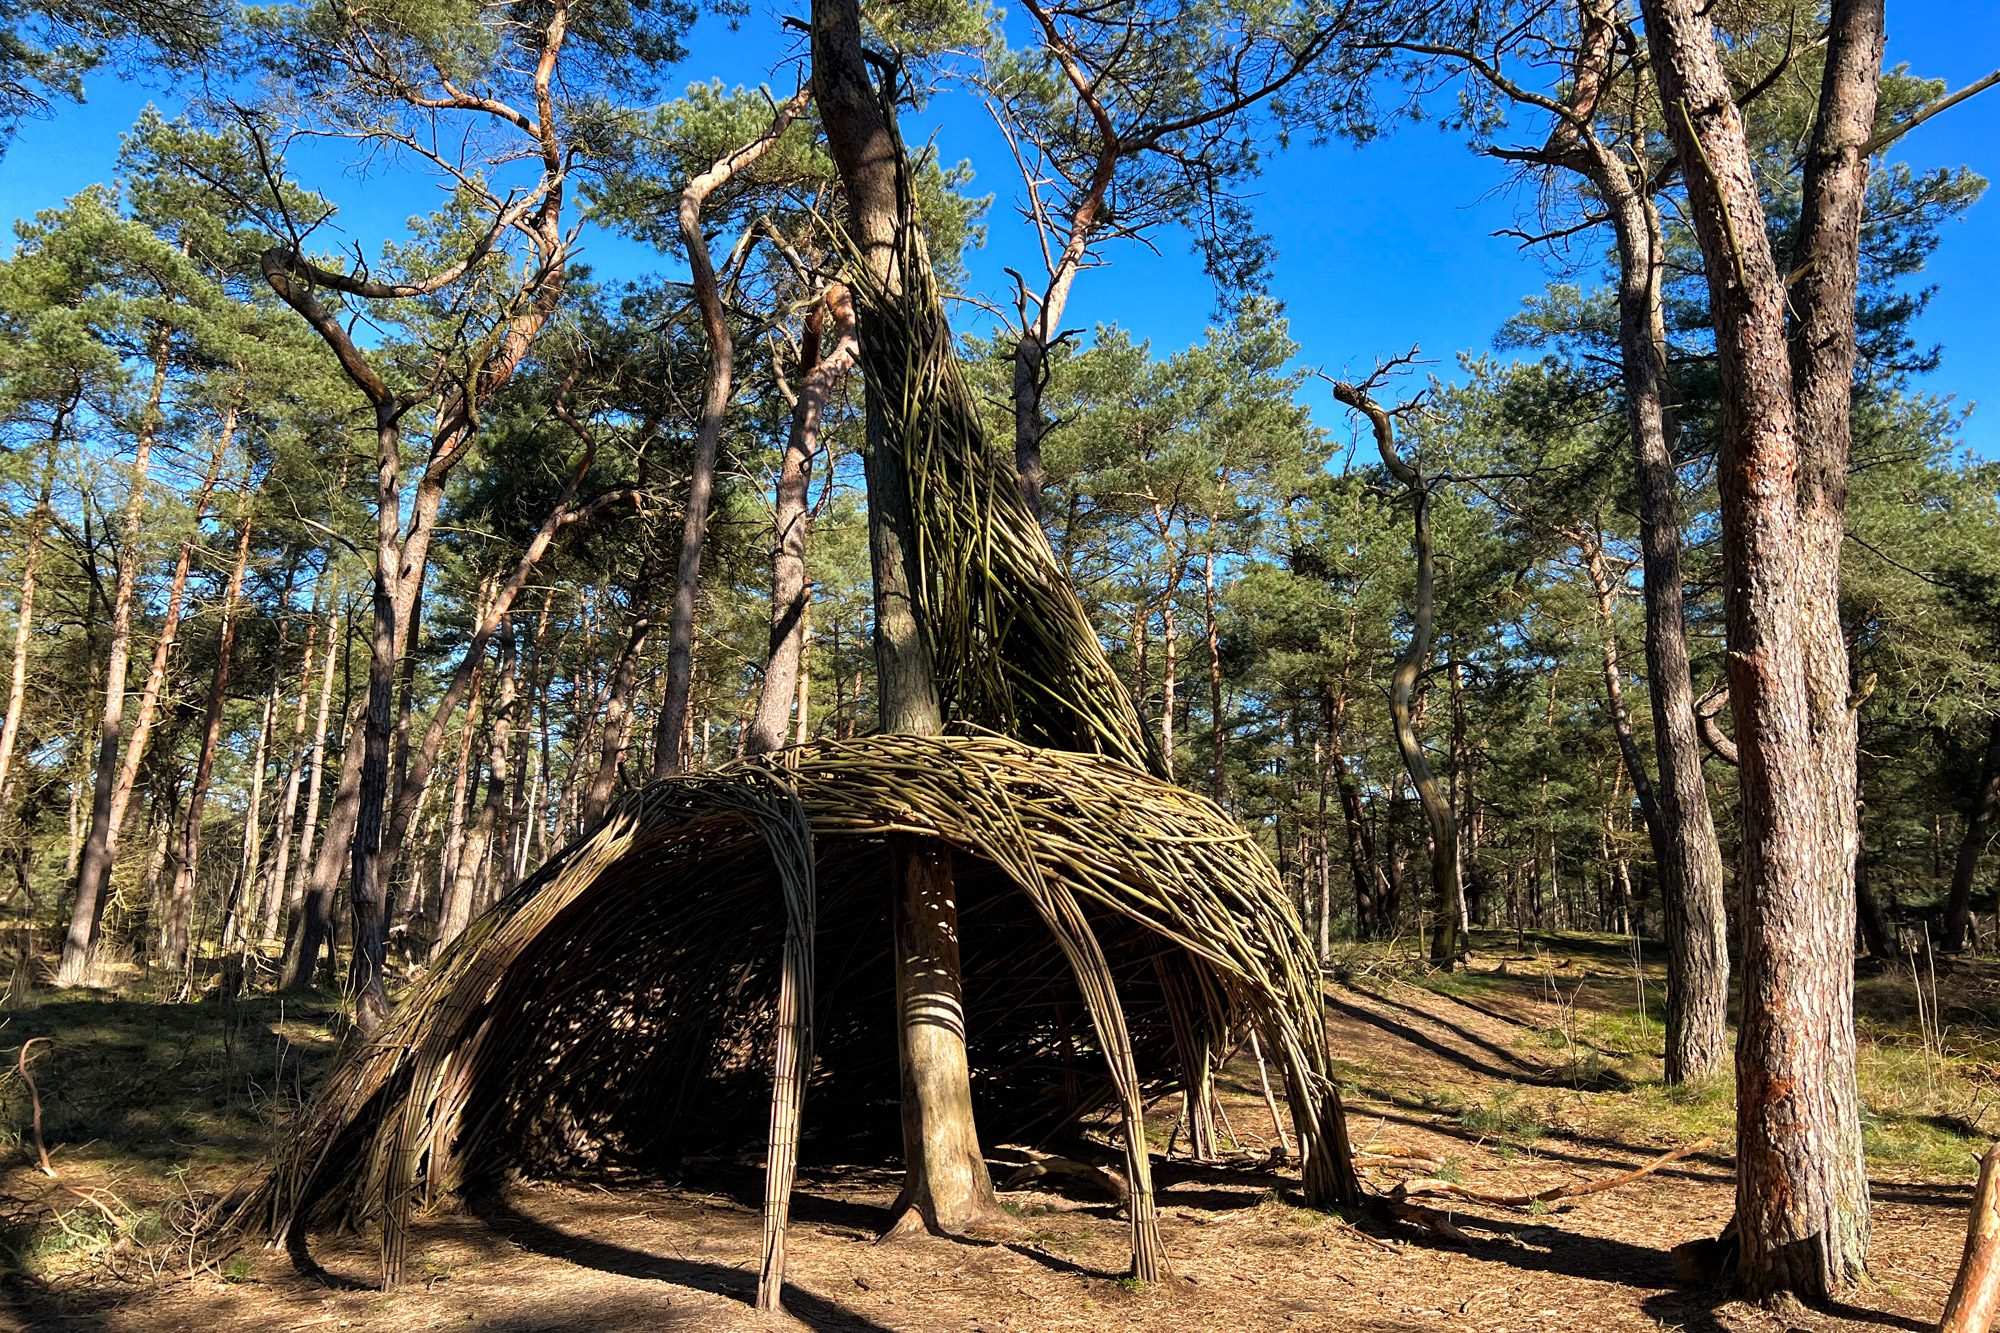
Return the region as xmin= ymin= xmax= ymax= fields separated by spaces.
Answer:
xmin=1642 ymin=0 xmax=1879 ymax=1298
xmin=1600 ymin=177 xmax=1732 ymax=1086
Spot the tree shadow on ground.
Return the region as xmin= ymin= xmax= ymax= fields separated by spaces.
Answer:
xmin=1344 ymin=1095 xmax=1736 ymax=1179
xmin=1421 ymin=985 xmax=1637 ymax=1059
xmin=1327 ymin=992 xmax=1580 ymax=1088
xmin=1638 ymin=1283 xmax=1936 ymax=1333
xmin=463 ymin=1190 xmax=895 ymax=1332
xmin=1345 ymin=984 xmax=1575 ymax=1078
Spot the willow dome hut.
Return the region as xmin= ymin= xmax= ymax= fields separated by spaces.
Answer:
xmin=233 ymin=203 xmax=1361 ymax=1313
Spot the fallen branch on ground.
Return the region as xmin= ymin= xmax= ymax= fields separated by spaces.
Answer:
xmin=1389 ymin=1137 xmax=1715 ymax=1209
xmin=1352 ymin=1144 xmax=1448 ymax=1160
xmin=16 ymin=1037 xmax=133 ymax=1231
xmin=17 ymin=1037 xmax=52 ymax=1176
xmin=1384 ymin=1199 xmax=1473 ymax=1242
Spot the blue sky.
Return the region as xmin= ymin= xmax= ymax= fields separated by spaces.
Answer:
xmin=4 ymin=4 xmax=1996 ymax=453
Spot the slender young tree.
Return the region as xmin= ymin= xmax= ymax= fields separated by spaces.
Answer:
xmin=749 ymin=284 xmax=857 ymax=754
xmin=163 ymin=475 xmax=255 ymax=974
xmin=1332 ymin=375 xmax=1464 ymax=967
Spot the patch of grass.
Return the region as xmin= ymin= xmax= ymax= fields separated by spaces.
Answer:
xmin=1459 ymin=1087 xmax=1544 ymax=1145
xmin=0 ymin=988 xmax=346 ymax=1279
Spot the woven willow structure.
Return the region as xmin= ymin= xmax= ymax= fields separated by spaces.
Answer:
xmin=237 ymin=185 xmax=1358 ymax=1309
xmin=239 ymin=738 xmax=1358 ymax=1302
xmin=849 ymin=220 xmax=1166 ymax=777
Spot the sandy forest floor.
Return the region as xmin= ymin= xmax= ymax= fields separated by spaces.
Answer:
xmin=0 ymin=930 xmax=1988 ymax=1332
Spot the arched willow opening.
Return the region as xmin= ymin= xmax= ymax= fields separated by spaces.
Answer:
xmin=235 ymin=736 xmax=1359 ymax=1302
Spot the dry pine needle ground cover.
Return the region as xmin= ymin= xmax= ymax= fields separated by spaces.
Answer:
xmin=0 ymin=929 xmax=1988 ymax=1332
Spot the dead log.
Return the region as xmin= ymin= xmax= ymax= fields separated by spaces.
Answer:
xmin=1384 ymin=1199 xmax=1472 ymax=1243
xmin=1356 ymin=1152 xmax=1446 ymax=1170
xmin=1358 ymin=1142 xmax=1444 ymax=1162
xmin=1002 ymin=1153 xmax=1131 ymax=1203
xmin=1940 ymin=1141 xmax=2000 ymax=1333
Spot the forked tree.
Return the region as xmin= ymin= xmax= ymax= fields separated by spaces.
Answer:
xmin=1331 ymin=372 xmax=1465 ymax=967
xmin=1640 ymin=0 xmax=1881 ymax=1299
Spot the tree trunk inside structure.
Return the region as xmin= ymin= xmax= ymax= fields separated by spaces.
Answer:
xmin=815 ymin=0 xmax=1006 ymax=1238
xmin=884 ymin=841 xmax=1007 ymax=1234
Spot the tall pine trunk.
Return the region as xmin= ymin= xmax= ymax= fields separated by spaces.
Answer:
xmin=1643 ymin=0 xmax=1880 ymax=1297
xmin=1333 ymin=383 xmax=1462 ymax=967
xmin=61 ymin=329 xmax=169 ymax=983
xmin=164 ymin=491 xmax=255 ymax=973
xmin=655 ymin=91 xmax=813 ymax=776
xmin=1604 ymin=180 xmax=1730 ymax=1085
